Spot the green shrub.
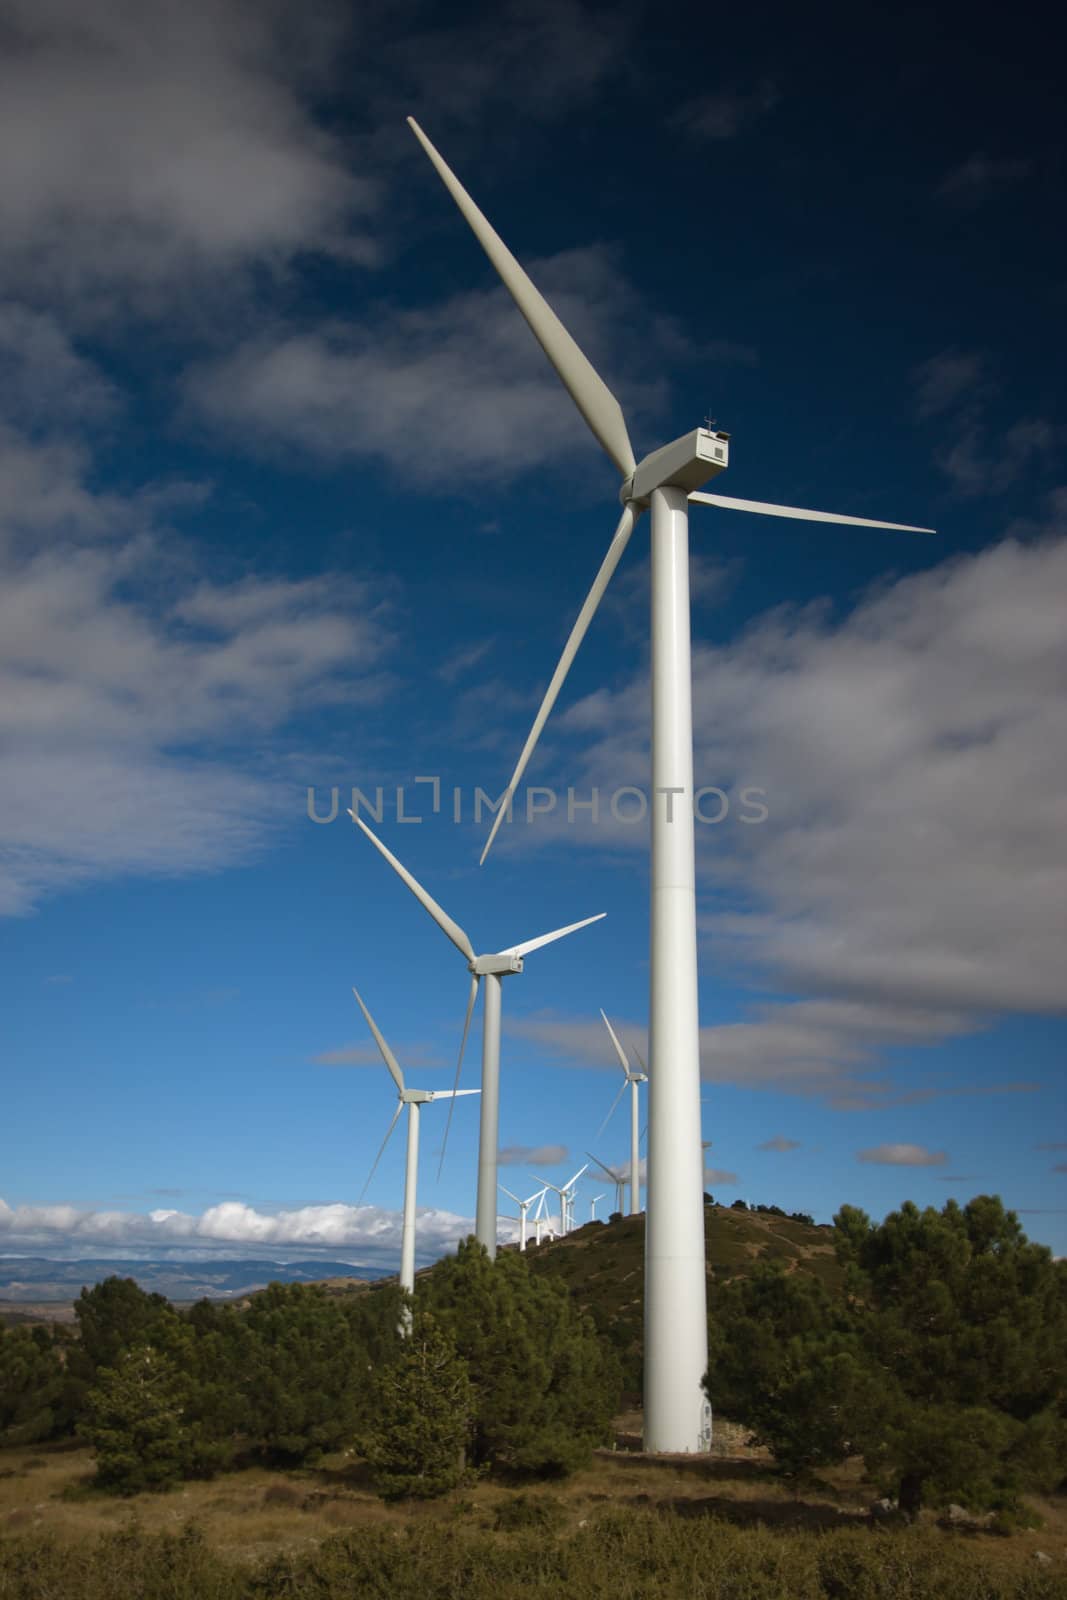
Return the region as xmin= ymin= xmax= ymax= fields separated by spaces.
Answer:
xmin=493 ymin=1492 xmax=564 ymax=1532
xmin=361 ymin=1316 xmax=474 ymax=1500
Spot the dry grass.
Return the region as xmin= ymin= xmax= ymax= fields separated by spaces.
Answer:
xmin=3 ymin=1435 xmax=1065 ymax=1583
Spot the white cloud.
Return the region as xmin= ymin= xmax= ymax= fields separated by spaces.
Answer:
xmin=937 ymin=153 xmax=1032 ymax=204
xmin=670 ymin=81 xmax=779 ymax=141
xmin=937 ymin=418 xmax=1065 ymax=496
xmin=371 ymin=0 xmax=631 ymax=129
xmin=311 ymin=1042 xmax=444 ymax=1069
xmin=498 ymin=1144 xmax=569 ymax=1168
xmin=0 ymin=305 xmax=119 ymax=428
xmin=0 ymin=429 xmax=395 ymax=913
xmin=758 ymin=1136 xmax=801 ymax=1152
xmin=703 ymin=1167 xmax=739 ymax=1186
xmin=503 ymin=522 xmax=1067 ymax=1100
xmin=913 ymin=350 xmax=988 ymax=420
xmin=186 ymin=246 xmax=684 ymax=483
xmin=0 ymin=1194 xmax=480 ymax=1268
xmin=0 ymin=0 xmax=374 ymax=312
xmin=856 ymin=1144 xmax=948 ymax=1167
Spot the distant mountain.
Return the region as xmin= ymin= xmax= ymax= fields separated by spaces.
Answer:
xmin=0 ymin=1257 xmax=392 ymax=1306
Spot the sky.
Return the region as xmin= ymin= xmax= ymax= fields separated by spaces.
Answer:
xmin=1 ymin=0 xmax=1065 ymax=1273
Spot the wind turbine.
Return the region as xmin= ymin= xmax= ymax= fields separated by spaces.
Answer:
xmin=406 ymin=117 xmax=934 ymax=1453
xmin=599 ymin=1010 xmax=647 ymax=1215
xmin=531 ymin=1186 xmax=552 ymax=1245
xmin=499 ymin=1182 xmax=547 ymax=1252
xmin=349 ymin=808 xmax=603 ymax=1259
xmin=352 ymin=985 xmax=478 ymax=1333
xmin=585 ymin=1150 xmax=627 ymax=1217
xmin=590 ymin=1193 xmax=606 ymax=1221
xmin=533 ymin=1162 xmax=588 ymax=1236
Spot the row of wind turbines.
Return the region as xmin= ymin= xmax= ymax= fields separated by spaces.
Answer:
xmin=353 ymin=968 xmax=649 ymax=1270
xmin=337 ymin=116 xmax=933 ymax=1452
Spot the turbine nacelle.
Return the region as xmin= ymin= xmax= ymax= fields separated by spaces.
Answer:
xmin=621 ymin=426 xmax=731 ymax=508
xmin=470 ymin=951 xmax=524 ymax=977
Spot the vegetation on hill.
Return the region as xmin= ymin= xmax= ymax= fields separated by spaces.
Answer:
xmin=707 ymin=1196 xmax=1067 ymax=1515
xmin=0 ymin=1193 xmax=1063 ymax=1525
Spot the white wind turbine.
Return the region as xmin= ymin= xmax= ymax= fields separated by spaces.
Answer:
xmin=598 ymin=1010 xmax=647 ymax=1215
xmin=590 ymin=1193 xmax=606 ymax=1221
xmin=406 ymin=117 xmax=934 ymax=1452
xmin=534 ymin=1164 xmax=591 ymax=1235
xmin=531 ymin=1186 xmax=552 ymax=1245
xmin=499 ymin=1182 xmax=547 ymax=1252
xmin=349 ymin=808 xmax=603 ymax=1259
xmin=585 ymin=1150 xmax=628 ymax=1217
xmin=352 ymin=985 xmax=478 ymax=1332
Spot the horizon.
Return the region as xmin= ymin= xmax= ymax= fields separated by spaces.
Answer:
xmin=2 ymin=0 xmax=1064 ymax=1267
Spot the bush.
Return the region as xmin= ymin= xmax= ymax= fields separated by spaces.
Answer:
xmin=493 ymin=1492 xmax=565 ymax=1532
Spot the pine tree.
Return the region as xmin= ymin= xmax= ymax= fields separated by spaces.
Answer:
xmin=362 ymin=1315 xmax=473 ymax=1499
xmin=0 ymin=1325 xmax=69 ymax=1446
xmin=84 ymin=1345 xmax=196 ymax=1494
xmin=420 ymin=1238 xmax=621 ymax=1476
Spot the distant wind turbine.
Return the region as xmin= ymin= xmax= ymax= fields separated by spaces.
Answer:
xmin=599 ymin=1010 xmax=647 ymax=1215
xmin=590 ymin=1193 xmax=606 ymax=1221
xmin=585 ymin=1150 xmax=628 ymax=1217
xmin=406 ymin=115 xmax=934 ymax=1451
xmin=349 ymin=809 xmax=603 ymax=1258
xmin=532 ymin=1162 xmax=588 ymax=1237
xmin=352 ymin=986 xmax=478 ymax=1333
xmin=531 ymin=1186 xmax=552 ymax=1245
xmin=499 ymin=1183 xmax=547 ymax=1252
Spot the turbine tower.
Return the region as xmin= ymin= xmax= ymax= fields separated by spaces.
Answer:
xmin=599 ymin=1009 xmax=647 ymax=1215
xmin=531 ymin=1186 xmax=552 ymax=1245
xmin=499 ymin=1182 xmax=547 ymax=1251
xmin=349 ymin=809 xmax=603 ymax=1259
xmin=585 ymin=1150 xmax=627 ymax=1217
xmin=533 ymin=1162 xmax=588 ymax=1236
xmin=352 ymin=985 xmax=478 ymax=1332
xmin=406 ymin=117 xmax=934 ymax=1452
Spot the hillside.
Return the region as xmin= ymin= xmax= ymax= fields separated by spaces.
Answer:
xmin=0 ymin=1257 xmax=391 ymax=1323
xmin=310 ymin=1203 xmax=843 ymax=1390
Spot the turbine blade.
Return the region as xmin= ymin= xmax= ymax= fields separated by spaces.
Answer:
xmin=585 ymin=1149 xmax=623 ymax=1183
xmin=531 ymin=1175 xmax=563 ymax=1194
xmin=633 ymin=1045 xmax=648 ymax=1076
xmin=505 ymin=911 xmax=605 ymax=960
xmin=480 ymin=504 xmax=638 ymax=866
xmin=349 ymin=809 xmax=475 ymax=961
xmin=600 ymin=1008 xmax=631 ymax=1076
xmin=407 ymin=120 xmax=636 ymax=479
xmin=566 ymin=1162 xmax=589 ymax=1188
xmin=436 ymin=972 xmax=481 ymax=1181
xmin=596 ymin=1079 xmax=628 ymax=1140
xmin=689 ymin=490 xmax=935 ymax=535
xmin=499 ymin=1184 xmax=521 ymax=1204
xmin=351 ymin=986 xmax=404 ymax=1093
xmin=357 ymin=1102 xmax=403 ymax=1204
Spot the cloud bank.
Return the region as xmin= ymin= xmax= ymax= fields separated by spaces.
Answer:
xmin=0 ymin=1195 xmax=490 ymax=1268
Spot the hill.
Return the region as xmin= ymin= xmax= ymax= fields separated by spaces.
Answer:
xmin=0 ymin=1257 xmax=391 ymax=1322
xmin=308 ymin=1203 xmax=842 ymax=1390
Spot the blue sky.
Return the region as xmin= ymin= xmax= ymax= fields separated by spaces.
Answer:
xmin=1 ymin=0 xmax=1064 ymax=1271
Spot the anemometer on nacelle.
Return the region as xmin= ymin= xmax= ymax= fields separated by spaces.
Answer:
xmin=621 ymin=426 xmax=731 ymax=507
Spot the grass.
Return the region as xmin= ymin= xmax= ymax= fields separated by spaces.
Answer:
xmin=3 ymin=1506 xmax=1067 ymax=1598
xmin=2 ymin=1437 xmax=1065 ymax=1596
